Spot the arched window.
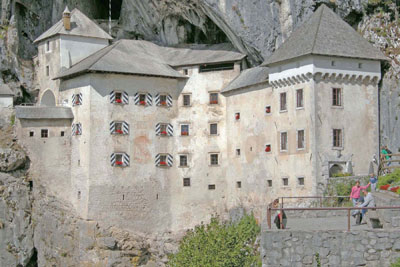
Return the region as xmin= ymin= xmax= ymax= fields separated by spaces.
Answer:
xmin=329 ymin=164 xmax=343 ymax=177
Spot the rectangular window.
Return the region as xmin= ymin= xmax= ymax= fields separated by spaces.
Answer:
xmin=298 ymin=177 xmax=305 ymax=186
xmin=296 ymin=89 xmax=303 ymax=108
xmin=159 ymin=95 xmax=167 ymax=106
xmin=183 ymin=178 xmax=191 ymax=187
xmin=332 ymin=88 xmax=342 ymax=106
xmin=236 ymin=149 xmax=241 ymax=156
xmin=297 ymin=130 xmax=305 ymax=150
xmin=114 ymin=122 xmax=123 ymax=134
xmin=46 ymin=41 xmax=50 ymax=52
xmin=199 ymin=62 xmax=234 ymax=73
xmin=235 ymin=112 xmax=240 ymax=120
xmin=41 ymin=129 xmax=48 ymax=138
xmin=29 ymin=131 xmax=34 ymax=137
xmin=159 ymin=155 xmax=167 ymax=166
xmin=236 ymin=181 xmax=242 ymax=188
xmin=280 ymin=92 xmax=287 ymax=111
xmin=282 ymin=178 xmax=289 ymax=186
xmin=209 ymin=93 xmax=218 ymax=104
xmin=181 ymin=124 xmax=189 ymax=136
xmin=183 ymin=69 xmax=189 ymax=75
xmin=115 ymin=92 xmax=122 ymax=102
xmin=210 ymin=154 xmax=219 ymax=166
xmin=160 ymin=123 xmax=168 ymax=136
xmin=60 ymin=131 xmax=65 ymax=137
xmin=265 ymin=144 xmax=271 ymax=153
xmin=139 ymin=94 xmax=146 ymax=105
xmin=46 ymin=66 xmax=50 ymax=76
xmin=210 ymin=123 xmax=218 ymax=135
xmin=267 ymin=180 xmax=272 ymax=187
xmin=183 ymin=94 xmax=191 ymax=106
xmin=333 ymin=129 xmax=342 ymax=148
xmin=208 ymin=184 xmax=216 ymax=190
xmin=280 ymin=132 xmax=288 ymax=151
xmin=265 ymin=105 xmax=271 ymax=114
xmin=179 ymin=155 xmax=188 ymax=167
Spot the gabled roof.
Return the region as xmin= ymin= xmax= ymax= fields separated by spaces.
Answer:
xmin=222 ymin=66 xmax=269 ymax=93
xmin=34 ymin=8 xmax=112 ymax=43
xmin=55 ymin=40 xmax=245 ymax=80
xmin=0 ymin=84 xmax=14 ymax=96
xmin=263 ymin=4 xmax=387 ymax=66
xmin=16 ymin=106 xmax=74 ymax=119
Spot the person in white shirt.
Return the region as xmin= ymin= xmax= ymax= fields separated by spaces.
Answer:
xmin=359 ymin=189 xmax=376 ymax=217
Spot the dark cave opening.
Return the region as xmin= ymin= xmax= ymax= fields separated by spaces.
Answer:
xmin=93 ymin=0 xmax=123 ymax=20
xmin=26 ymin=247 xmax=38 ymax=267
xmin=178 ymin=17 xmax=229 ymax=44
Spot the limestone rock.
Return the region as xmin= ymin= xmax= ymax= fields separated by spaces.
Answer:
xmin=0 ymin=148 xmax=26 ymax=172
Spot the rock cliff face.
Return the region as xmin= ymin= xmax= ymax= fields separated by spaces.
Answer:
xmin=1 ymin=0 xmax=400 ymax=266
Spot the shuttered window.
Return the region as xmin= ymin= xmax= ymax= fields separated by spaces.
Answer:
xmin=72 ymin=123 xmax=82 ymax=136
xmin=155 ymin=153 xmax=173 ymax=167
xmin=72 ymin=93 xmax=82 ymax=106
xmin=156 ymin=123 xmax=173 ymax=136
xmin=110 ymin=121 xmax=129 ymax=135
xmin=134 ymin=93 xmax=152 ymax=106
xmin=110 ymin=91 xmax=129 ymax=104
xmin=111 ymin=152 xmax=130 ymax=167
xmin=155 ymin=94 xmax=172 ymax=107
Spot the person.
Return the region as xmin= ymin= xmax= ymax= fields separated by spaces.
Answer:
xmin=272 ymin=199 xmax=287 ymax=229
xmin=369 ymin=173 xmax=378 ymax=192
xmin=359 ymin=189 xmax=376 ymax=218
xmin=381 ymin=146 xmax=391 ymax=166
xmin=350 ymin=180 xmax=370 ymax=206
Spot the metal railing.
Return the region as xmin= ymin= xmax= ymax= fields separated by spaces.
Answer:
xmin=267 ymin=206 xmax=400 ymax=231
xmin=278 ymin=196 xmax=349 ymax=208
xmin=379 ymin=153 xmax=400 ymax=175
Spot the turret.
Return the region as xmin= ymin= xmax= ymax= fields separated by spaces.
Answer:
xmin=63 ymin=6 xmax=71 ymax=31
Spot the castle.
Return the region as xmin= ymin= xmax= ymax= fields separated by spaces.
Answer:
xmin=16 ymin=5 xmax=386 ymax=233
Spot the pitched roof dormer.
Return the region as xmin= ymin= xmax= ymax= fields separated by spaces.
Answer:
xmin=263 ymin=4 xmax=387 ymax=66
xmin=34 ymin=8 xmax=112 ymax=44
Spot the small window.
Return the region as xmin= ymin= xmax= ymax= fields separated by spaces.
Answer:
xmin=265 ymin=106 xmax=271 ymax=114
xmin=115 ymin=92 xmax=122 ymax=103
xmin=41 ymin=129 xmax=48 ymax=138
xmin=297 ymin=130 xmax=305 ymax=150
xmin=208 ymin=184 xmax=216 ymax=190
xmin=333 ymin=129 xmax=342 ymax=148
xmin=236 ymin=181 xmax=242 ymax=188
xmin=77 ymin=191 xmax=81 ymax=199
xmin=60 ymin=131 xmax=65 ymax=137
xmin=296 ymin=89 xmax=303 ymax=108
xmin=267 ymin=180 xmax=272 ymax=187
xmin=358 ymin=63 xmax=363 ymax=69
xmin=46 ymin=41 xmax=50 ymax=52
xmin=160 ymin=123 xmax=168 ymax=136
xmin=235 ymin=112 xmax=240 ymax=120
xmin=183 ymin=94 xmax=191 ymax=106
xmin=282 ymin=178 xmax=289 ymax=187
xmin=236 ymin=149 xmax=241 ymax=156
xmin=199 ymin=62 xmax=234 ymax=72
xmin=265 ymin=144 xmax=271 ymax=153
xmin=159 ymin=155 xmax=167 ymax=166
xmin=115 ymin=154 xmax=123 ymax=166
xmin=115 ymin=122 xmax=123 ymax=134
xmin=29 ymin=131 xmax=34 ymax=137
xmin=183 ymin=69 xmax=189 ymax=75
xmin=183 ymin=178 xmax=191 ymax=187
xmin=179 ymin=155 xmax=188 ymax=167
xmin=181 ymin=124 xmax=189 ymax=136
xmin=139 ymin=94 xmax=146 ymax=105
xmin=159 ymin=95 xmax=167 ymax=106
xmin=298 ymin=177 xmax=305 ymax=186
xmin=331 ymin=61 xmax=336 ymax=67
xmin=332 ymin=88 xmax=342 ymax=106
xmin=280 ymin=132 xmax=288 ymax=151
xmin=210 ymin=154 xmax=219 ymax=166
xmin=209 ymin=93 xmax=218 ymax=104
xmin=210 ymin=123 xmax=218 ymax=135
xmin=46 ymin=66 xmax=50 ymax=77
xmin=280 ymin=92 xmax=287 ymax=111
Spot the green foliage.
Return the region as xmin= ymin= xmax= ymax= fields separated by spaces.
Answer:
xmin=168 ymin=214 xmax=260 ymax=267
xmin=378 ymin=168 xmax=400 ymax=187
xmin=331 ymin=172 xmax=352 ymax=177
xmin=315 ymin=253 xmax=321 ymax=267
xmin=391 ymin=257 xmax=400 ymax=267
xmin=10 ymin=114 xmax=15 ymax=126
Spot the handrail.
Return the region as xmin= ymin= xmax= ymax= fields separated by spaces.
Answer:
xmin=267 ymin=206 xmax=400 ymax=231
xmin=279 ymin=196 xmax=349 ymax=208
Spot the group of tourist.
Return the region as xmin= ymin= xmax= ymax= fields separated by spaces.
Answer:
xmin=350 ymin=174 xmax=377 ymax=225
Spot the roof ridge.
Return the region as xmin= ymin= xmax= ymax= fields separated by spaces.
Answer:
xmin=311 ymin=5 xmax=325 ymax=53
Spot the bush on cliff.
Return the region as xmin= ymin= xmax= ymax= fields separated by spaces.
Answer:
xmin=168 ymin=214 xmax=260 ymax=267
xmin=378 ymin=168 xmax=400 ymax=187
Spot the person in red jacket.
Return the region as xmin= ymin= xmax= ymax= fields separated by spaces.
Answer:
xmin=350 ymin=180 xmax=370 ymax=206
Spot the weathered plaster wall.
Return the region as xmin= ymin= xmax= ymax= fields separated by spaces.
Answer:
xmin=16 ymin=118 xmax=72 ymax=202
xmin=262 ymin=230 xmax=400 ymax=267
xmin=0 ymin=96 xmax=13 ymax=107
xmin=59 ymin=35 xmax=109 ymax=68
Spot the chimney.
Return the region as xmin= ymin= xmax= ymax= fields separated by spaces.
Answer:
xmin=63 ymin=6 xmax=71 ymax=31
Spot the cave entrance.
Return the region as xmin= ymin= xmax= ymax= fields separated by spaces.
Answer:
xmin=179 ymin=17 xmax=229 ymax=44
xmin=94 ymin=0 xmax=123 ymax=20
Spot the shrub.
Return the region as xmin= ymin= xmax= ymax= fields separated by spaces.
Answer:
xmin=331 ymin=173 xmax=352 ymax=177
xmin=391 ymin=257 xmax=400 ymax=267
xmin=168 ymin=214 xmax=261 ymax=267
xmin=378 ymin=169 xmax=400 ymax=187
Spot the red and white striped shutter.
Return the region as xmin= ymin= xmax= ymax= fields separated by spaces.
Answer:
xmin=122 ymin=91 xmax=129 ymax=104
xmin=110 ymin=91 xmax=115 ymax=103
xmin=167 ymin=94 xmax=172 ymax=107
xmin=167 ymin=124 xmax=173 ymax=136
xmin=146 ymin=94 xmax=152 ymax=106
xmin=167 ymin=154 xmax=173 ymax=167
xmin=155 ymin=123 xmax=161 ymax=136
xmin=122 ymin=122 xmax=129 ymax=135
